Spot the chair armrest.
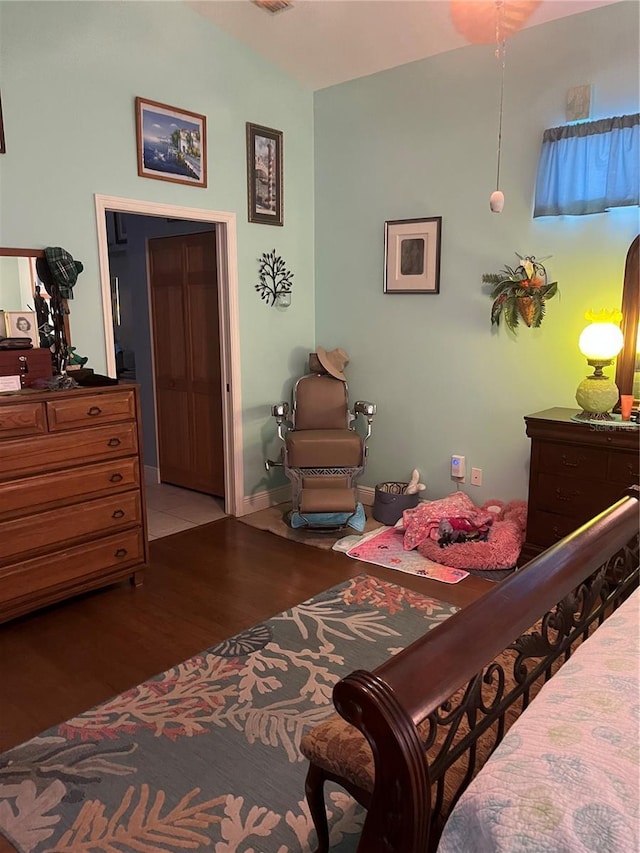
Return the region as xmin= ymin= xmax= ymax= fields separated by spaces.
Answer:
xmin=271 ymin=401 xmax=290 ymax=422
xmin=271 ymin=402 xmax=292 ymax=443
xmin=265 ymin=402 xmax=291 ymax=470
xmin=353 ymin=401 xmax=376 ymax=444
xmin=354 ymin=401 xmax=376 ymax=419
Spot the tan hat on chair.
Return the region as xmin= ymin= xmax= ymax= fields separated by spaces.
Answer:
xmin=316 ymin=346 xmax=350 ymax=381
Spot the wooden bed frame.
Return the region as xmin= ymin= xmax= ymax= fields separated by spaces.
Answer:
xmin=301 ymin=486 xmax=640 ymax=852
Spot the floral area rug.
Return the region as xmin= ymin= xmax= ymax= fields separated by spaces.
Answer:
xmin=347 ymin=526 xmax=469 ymax=584
xmin=0 ymin=575 xmax=457 ymax=853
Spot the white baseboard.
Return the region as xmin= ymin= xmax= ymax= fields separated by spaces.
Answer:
xmin=358 ymin=485 xmax=375 ymax=506
xmin=144 ymin=465 xmax=160 ymax=485
xmin=240 ymin=483 xmax=375 ymax=517
xmin=240 ymin=485 xmax=291 ymax=516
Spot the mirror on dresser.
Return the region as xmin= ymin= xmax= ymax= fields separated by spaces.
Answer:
xmin=0 ymin=247 xmax=43 ymax=310
xmin=615 ymin=235 xmax=639 ymax=407
xmin=0 ymin=246 xmax=71 ymax=387
xmin=0 ymin=246 xmax=71 ymax=352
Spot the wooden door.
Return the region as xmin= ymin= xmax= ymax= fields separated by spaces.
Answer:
xmin=148 ymin=232 xmax=224 ymax=497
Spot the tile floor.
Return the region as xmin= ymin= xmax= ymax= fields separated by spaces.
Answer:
xmin=145 ymin=482 xmax=227 ymax=540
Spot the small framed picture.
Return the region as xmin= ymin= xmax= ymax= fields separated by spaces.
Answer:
xmin=384 ymin=217 xmax=442 ymax=294
xmin=246 ymin=122 xmax=283 ymax=226
xmin=1 ymin=310 xmax=39 ymax=347
xmin=135 ymin=97 xmax=207 ymax=187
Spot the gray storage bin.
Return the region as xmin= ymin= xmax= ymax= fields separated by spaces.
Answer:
xmin=373 ymin=481 xmax=419 ymax=526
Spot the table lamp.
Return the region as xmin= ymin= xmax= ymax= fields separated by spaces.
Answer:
xmin=575 ymin=310 xmax=624 ymax=420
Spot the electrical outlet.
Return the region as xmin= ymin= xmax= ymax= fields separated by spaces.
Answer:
xmin=471 ymin=467 xmax=483 ymax=486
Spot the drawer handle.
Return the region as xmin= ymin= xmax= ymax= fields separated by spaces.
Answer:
xmin=88 ymin=406 xmax=102 ymax=416
xmin=110 ymin=473 xmax=123 ymax=483
xmin=115 ymin=548 xmax=128 ymax=558
xmin=552 ymin=525 xmax=563 ymax=540
xmin=556 ymin=487 xmax=580 ymax=503
xmin=560 ymin=454 xmax=585 ymax=469
xmin=107 ymin=437 xmax=121 ymax=447
xmin=112 ymin=509 xmax=125 ymax=519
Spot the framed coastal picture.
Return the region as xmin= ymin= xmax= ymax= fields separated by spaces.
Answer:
xmin=135 ymin=97 xmax=207 ymax=188
xmin=384 ymin=217 xmax=442 ymax=294
xmin=246 ymin=122 xmax=283 ymax=226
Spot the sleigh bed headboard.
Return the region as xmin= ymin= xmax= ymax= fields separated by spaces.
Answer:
xmin=301 ymin=486 xmax=639 ymax=853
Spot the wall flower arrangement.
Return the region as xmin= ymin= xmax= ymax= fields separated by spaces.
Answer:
xmin=483 ymin=253 xmax=558 ymax=333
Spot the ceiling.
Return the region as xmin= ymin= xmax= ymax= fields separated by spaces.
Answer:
xmin=187 ymin=0 xmax=619 ymax=90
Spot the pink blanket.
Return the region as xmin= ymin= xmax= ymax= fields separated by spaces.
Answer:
xmin=400 ymin=492 xmax=494 ymax=551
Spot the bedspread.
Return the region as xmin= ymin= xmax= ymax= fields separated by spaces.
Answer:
xmin=437 ymin=587 xmax=639 ymax=853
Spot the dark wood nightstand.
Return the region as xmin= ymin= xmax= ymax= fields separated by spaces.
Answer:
xmin=521 ymin=408 xmax=639 ymax=564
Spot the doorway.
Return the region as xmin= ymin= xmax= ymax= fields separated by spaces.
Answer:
xmin=94 ymin=194 xmax=243 ymax=518
xmin=148 ymin=231 xmax=224 ymax=496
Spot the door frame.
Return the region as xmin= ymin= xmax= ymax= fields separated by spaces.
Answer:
xmin=94 ymin=194 xmax=243 ymax=518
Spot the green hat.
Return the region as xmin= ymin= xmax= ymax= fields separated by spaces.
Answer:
xmin=44 ymin=246 xmax=84 ymax=300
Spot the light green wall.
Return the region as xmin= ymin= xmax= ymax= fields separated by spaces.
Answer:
xmin=314 ymin=2 xmax=640 ymax=503
xmin=0 ymin=0 xmax=315 ymax=496
xmin=1 ymin=2 xmax=638 ymax=506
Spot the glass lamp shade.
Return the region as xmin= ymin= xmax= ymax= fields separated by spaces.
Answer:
xmin=578 ymin=322 xmax=623 ymax=360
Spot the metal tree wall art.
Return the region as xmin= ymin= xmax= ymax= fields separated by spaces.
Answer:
xmin=256 ymin=249 xmax=294 ymax=306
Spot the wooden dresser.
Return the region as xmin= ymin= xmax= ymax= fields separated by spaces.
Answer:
xmin=0 ymin=384 xmax=148 ymax=623
xmin=521 ymin=407 xmax=639 ymax=563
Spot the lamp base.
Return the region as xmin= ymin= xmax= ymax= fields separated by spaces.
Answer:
xmin=573 ymin=410 xmax=616 ymax=421
xmin=575 ymin=374 xmax=619 ymax=420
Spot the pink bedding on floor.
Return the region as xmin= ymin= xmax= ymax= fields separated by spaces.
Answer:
xmin=400 ymin=494 xmax=528 ymax=571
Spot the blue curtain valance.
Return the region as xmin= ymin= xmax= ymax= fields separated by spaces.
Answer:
xmin=534 ymin=113 xmax=640 ymax=217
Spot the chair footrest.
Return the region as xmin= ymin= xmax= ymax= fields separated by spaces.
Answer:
xmin=300 ymin=487 xmax=357 ymax=513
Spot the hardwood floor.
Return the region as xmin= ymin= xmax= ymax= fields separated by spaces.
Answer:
xmin=0 ymin=518 xmax=492 ymax=753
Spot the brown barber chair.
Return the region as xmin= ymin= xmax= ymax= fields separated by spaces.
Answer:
xmin=266 ymin=350 xmax=376 ymax=530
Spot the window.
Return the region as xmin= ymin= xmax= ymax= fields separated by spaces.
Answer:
xmin=534 ymin=113 xmax=639 ymax=217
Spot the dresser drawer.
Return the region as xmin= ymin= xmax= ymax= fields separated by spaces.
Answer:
xmin=608 ymin=451 xmax=640 ymax=485
xmin=535 ymin=473 xmax=623 ymax=521
xmin=0 ymin=401 xmax=46 ymax=437
xmin=47 ymin=390 xmax=136 ymax=431
xmin=0 ymin=529 xmax=144 ymax=605
xmin=525 ymin=510 xmax=580 ymax=549
xmin=0 ymin=458 xmax=140 ymax=519
xmin=0 ymin=491 xmax=142 ymax=562
xmin=0 ymin=422 xmax=138 ymax=479
xmin=537 ymin=441 xmax=607 ymax=480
